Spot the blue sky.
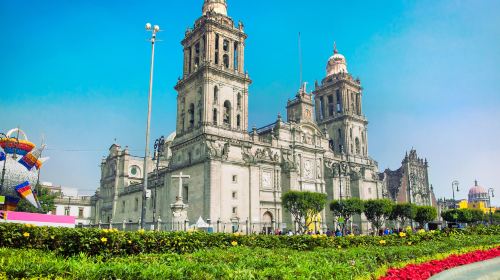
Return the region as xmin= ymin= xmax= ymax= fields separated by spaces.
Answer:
xmin=1 ymin=0 xmax=499 ymax=205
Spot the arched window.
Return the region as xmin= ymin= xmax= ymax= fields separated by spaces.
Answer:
xmin=223 ymin=54 xmax=229 ymax=68
xmin=213 ymin=108 xmax=218 ymax=125
xmin=349 ymin=128 xmax=353 ymax=140
xmin=189 ymin=103 xmax=195 ymax=128
xmin=236 ymin=114 xmax=241 ymax=129
xmin=355 ymin=137 xmax=360 ymax=154
xmin=237 ymin=92 xmax=242 ymax=109
xmin=223 ymin=39 xmax=229 ymax=52
xmin=213 ymin=86 xmax=218 ymax=104
xmin=223 ymin=100 xmax=231 ymax=126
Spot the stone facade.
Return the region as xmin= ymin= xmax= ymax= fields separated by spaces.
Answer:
xmin=379 ymin=149 xmax=437 ymax=207
xmin=93 ymin=0 xmax=385 ymax=233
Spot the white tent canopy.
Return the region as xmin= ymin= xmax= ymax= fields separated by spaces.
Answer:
xmin=191 ymin=216 xmax=210 ymax=229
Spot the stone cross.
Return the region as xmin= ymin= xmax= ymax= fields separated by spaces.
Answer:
xmin=172 ymin=172 xmax=190 ymax=201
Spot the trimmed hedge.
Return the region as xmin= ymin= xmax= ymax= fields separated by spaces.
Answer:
xmin=0 ymin=223 xmax=499 ymax=257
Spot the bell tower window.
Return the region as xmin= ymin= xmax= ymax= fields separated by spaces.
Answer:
xmin=336 ymin=90 xmax=342 ymax=113
xmin=355 ymin=137 xmax=360 ymax=154
xmin=223 ymin=100 xmax=231 ymax=126
xmin=237 ymin=114 xmax=241 ymax=129
xmin=223 ymin=39 xmax=229 ymax=52
xmin=328 ymin=95 xmax=334 ymax=116
xmin=213 ymin=108 xmax=218 ymax=125
xmin=215 ymin=34 xmax=220 ymax=65
xmin=319 ymin=96 xmax=325 ymax=119
xmin=194 ymin=42 xmax=200 ymax=70
xmin=237 ymin=92 xmax=242 ymax=109
xmin=214 ymin=86 xmax=218 ymax=104
xmin=223 ymin=54 xmax=229 ymax=68
xmin=189 ymin=103 xmax=195 ymax=128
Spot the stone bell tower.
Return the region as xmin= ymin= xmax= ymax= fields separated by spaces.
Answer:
xmin=313 ymin=43 xmax=369 ymax=158
xmin=174 ymin=0 xmax=251 ymax=141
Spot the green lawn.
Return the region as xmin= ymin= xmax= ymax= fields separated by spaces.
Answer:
xmin=1 ymin=234 xmax=498 ymax=280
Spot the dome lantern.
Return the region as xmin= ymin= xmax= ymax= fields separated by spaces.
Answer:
xmin=326 ymin=42 xmax=348 ymax=76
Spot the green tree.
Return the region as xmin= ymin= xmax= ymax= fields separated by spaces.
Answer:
xmin=16 ymin=185 xmax=57 ymax=214
xmin=330 ymin=198 xmax=364 ymax=233
xmin=468 ymin=209 xmax=484 ymax=224
xmin=415 ymin=206 xmax=437 ymax=228
xmin=282 ymin=191 xmax=327 ymax=233
xmin=390 ymin=203 xmax=417 ymax=228
xmin=363 ymin=199 xmax=394 ymax=234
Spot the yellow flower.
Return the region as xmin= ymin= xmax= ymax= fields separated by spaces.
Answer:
xmin=231 ymin=241 xmax=238 ymax=246
xmin=399 ymin=232 xmax=406 ymax=237
xmin=379 ymin=240 xmax=386 ymax=245
xmin=405 ymin=226 xmax=412 ymax=232
xmin=23 ymin=232 xmax=30 ymax=238
xmin=100 ymin=237 xmax=108 ymax=243
xmin=311 ymin=234 xmax=318 ymax=239
xmin=102 ymin=229 xmax=109 ymax=233
xmin=418 ymin=229 xmax=425 ymax=234
xmin=348 ymin=233 xmax=354 ymax=238
xmin=337 ymin=245 xmax=342 ymax=249
xmin=138 ymin=229 xmax=145 ymax=234
xmin=407 ymin=242 xmax=412 ymax=245
xmin=233 ymin=232 xmax=240 ymax=236
xmin=50 ymin=235 xmax=55 ymax=240
xmin=128 ymin=240 xmax=132 ymax=244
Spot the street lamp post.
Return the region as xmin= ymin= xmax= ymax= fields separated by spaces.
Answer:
xmin=152 ymin=136 xmax=165 ymax=230
xmin=451 ymin=180 xmax=459 ymax=225
xmin=140 ymin=23 xmax=160 ymax=230
xmin=487 ymin=188 xmax=495 ymax=225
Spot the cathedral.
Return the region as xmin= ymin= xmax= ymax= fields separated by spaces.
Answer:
xmin=92 ymin=0 xmax=434 ymax=233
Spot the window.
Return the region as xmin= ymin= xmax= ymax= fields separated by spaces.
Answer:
xmin=237 ymin=92 xmax=241 ymax=109
xmin=198 ymin=108 xmax=202 ymax=123
xmin=350 ymin=128 xmax=353 ymax=140
xmin=336 ymin=90 xmax=342 ymax=112
xmin=134 ymin=198 xmax=139 ymax=212
xmin=328 ymin=95 xmax=334 ymax=116
xmin=78 ymin=207 xmax=84 ymax=218
xmin=189 ymin=103 xmax=195 ymax=128
xmin=223 ymin=54 xmax=229 ymax=68
xmin=215 ymin=34 xmax=219 ymax=65
xmin=223 ymin=39 xmax=229 ymax=52
xmin=223 ymin=101 xmax=231 ymax=126
xmin=188 ymin=152 xmax=192 ymax=164
xmin=234 ymin=42 xmax=239 ymax=70
xmin=232 ymin=191 xmax=237 ymax=199
xmin=183 ymin=185 xmax=189 ymax=203
xmin=319 ymin=96 xmax=325 ymax=119
xmin=188 ymin=47 xmax=192 ymax=73
xmin=64 ymin=207 xmax=70 ymax=216
xmin=213 ymin=108 xmax=218 ymax=124
xmin=355 ymin=137 xmax=360 ymax=154
xmin=213 ymin=86 xmax=219 ymax=104
xmin=356 ymin=94 xmax=361 ymax=115
xmin=122 ymin=201 xmax=126 ymax=213
xmin=232 ymin=175 xmax=237 ymax=183
xmin=232 ymin=207 xmax=237 ymax=214
xmin=236 ymin=115 xmax=241 ymax=129
xmin=194 ymin=42 xmax=200 ymax=69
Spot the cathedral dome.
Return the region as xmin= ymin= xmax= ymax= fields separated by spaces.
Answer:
xmin=468 ymin=181 xmax=488 ymax=202
xmin=202 ymin=0 xmax=227 ymax=16
xmin=326 ymin=43 xmax=348 ymax=76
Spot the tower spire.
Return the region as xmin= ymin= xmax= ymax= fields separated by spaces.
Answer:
xmin=333 ymin=41 xmax=338 ymax=54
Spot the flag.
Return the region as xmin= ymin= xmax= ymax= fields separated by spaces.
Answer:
xmin=15 ymin=181 xmax=39 ymax=208
xmin=4 ymin=196 xmax=20 ymax=211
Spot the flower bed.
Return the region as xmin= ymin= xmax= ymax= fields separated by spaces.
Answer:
xmin=0 ymin=223 xmax=498 ymax=257
xmin=379 ymin=247 xmax=500 ymax=280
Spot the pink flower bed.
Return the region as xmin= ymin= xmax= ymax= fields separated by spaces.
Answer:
xmin=379 ymin=247 xmax=500 ymax=280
